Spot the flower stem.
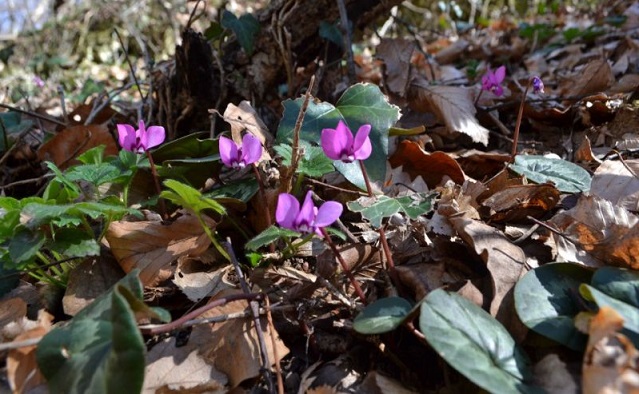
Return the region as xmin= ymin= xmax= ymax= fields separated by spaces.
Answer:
xmin=145 ymin=150 xmax=167 ymax=219
xmin=357 ymin=160 xmax=399 ymax=284
xmin=321 ymin=227 xmax=367 ymax=305
xmin=511 ymin=79 xmax=532 ymax=161
xmin=252 ymin=164 xmax=275 ymax=253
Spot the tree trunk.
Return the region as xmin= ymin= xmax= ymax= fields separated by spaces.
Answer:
xmin=157 ymin=0 xmax=402 ymax=137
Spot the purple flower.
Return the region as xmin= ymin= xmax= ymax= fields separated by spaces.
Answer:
xmin=276 ymin=191 xmax=343 ymax=236
xmin=481 ymin=65 xmax=506 ymax=96
xmin=532 ymin=76 xmax=544 ymax=93
xmin=33 ymin=76 xmax=45 ymax=88
xmin=116 ymin=120 xmax=166 ymax=153
xmin=321 ymin=120 xmax=372 ymax=162
xmin=219 ymin=133 xmax=262 ymax=168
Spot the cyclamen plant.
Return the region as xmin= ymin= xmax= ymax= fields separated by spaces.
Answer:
xmin=116 ymin=120 xmax=166 ymax=216
xmin=512 ymin=75 xmax=545 ymax=159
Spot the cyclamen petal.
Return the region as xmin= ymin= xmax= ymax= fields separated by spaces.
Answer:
xmin=219 ymin=136 xmax=238 ymax=167
xmin=314 ymin=201 xmax=343 ymax=228
xmin=145 ymin=126 xmax=166 ymax=149
xmin=276 ymin=193 xmax=300 ymax=230
xmin=296 ymin=191 xmax=316 ymax=229
xmin=117 ymin=124 xmax=137 ymax=151
xmin=241 ymin=134 xmax=263 ymax=165
xmin=352 ymin=125 xmax=372 ymax=160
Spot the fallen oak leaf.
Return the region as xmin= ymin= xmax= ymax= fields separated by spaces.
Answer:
xmin=410 ymin=78 xmax=490 ymax=146
xmin=105 ymin=213 xmax=214 ymax=286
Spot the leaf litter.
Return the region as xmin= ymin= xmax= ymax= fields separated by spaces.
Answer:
xmin=2 ymin=1 xmax=639 ymax=393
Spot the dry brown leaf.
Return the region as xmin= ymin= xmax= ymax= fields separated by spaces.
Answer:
xmin=173 ymin=256 xmax=234 ymax=302
xmin=37 ymin=124 xmax=118 ymax=170
xmin=144 ymin=336 xmax=228 ymax=393
xmin=583 ymin=307 xmax=639 ymax=394
xmin=561 ymin=58 xmax=615 ymax=98
xmin=410 ymin=80 xmax=490 ymax=145
xmin=450 ymin=217 xmax=527 ymax=340
xmin=0 ymin=297 xmax=27 ymax=329
xmin=549 ymin=195 xmax=639 ymax=268
xmin=376 ymin=38 xmax=415 ymax=97
xmin=105 ymin=213 xmax=214 ymax=285
xmin=590 ymin=160 xmax=639 ymax=212
xmin=62 ymin=255 xmax=125 ymax=316
xmin=6 ymin=311 xmax=53 ymax=394
xmin=481 ymin=183 xmax=560 ymax=222
xmin=201 ymin=289 xmax=289 ymax=388
xmin=395 ymin=262 xmax=449 ymax=301
xmin=223 ymin=100 xmax=273 ymax=162
xmin=388 ymin=140 xmax=466 ymax=188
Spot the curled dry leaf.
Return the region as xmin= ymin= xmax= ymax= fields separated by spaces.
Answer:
xmin=62 ymin=255 xmax=125 ymax=316
xmin=37 ymin=124 xmax=118 ymax=170
xmin=105 ymin=213 xmax=214 ymax=286
xmin=376 ymin=38 xmax=415 ymax=97
xmin=0 ymin=297 xmax=27 ymax=330
xmin=6 ymin=310 xmax=53 ymax=394
xmin=200 ymin=289 xmax=289 ymax=388
xmin=590 ymin=159 xmax=639 ymax=212
xmin=144 ymin=336 xmax=228 ymax=393
xmin=222 ymin=100 xmax=273 ymax=162
xmin=481 ymin=183 xmax=560 ymax=222
xmin=388 ymin=140 xmax=466 ymax=188
xmin=560 ymin=58 xmax=614 ymax=99
xmin=410 ymin=79 xmax=490 ymax=145
xmin=549 ymin=194 xmax=639 ymax=268
xmin=449 ymin=217 xmax=527 ymax=340
xmin=173 ymin=255 xmax=234 ymax=302
xmin=583 ymin=307 xmax=639 ymax=394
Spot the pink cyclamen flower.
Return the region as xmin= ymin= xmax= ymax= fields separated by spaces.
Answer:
xmin=33 ymin=76 xmax=45 ymax=88
xmin=481 ymin=65 xmax=506 ymax=96
xmin=276 ymin=191 xmax=343 ymax=237
xmin=532 ymin=76 xmax=544 ymax=93
xmin=116 ymin=120 xmax=166 ymax=153
xmin=219 ymin=133 xmax=262 ymax=168
xmin=321 ymin=120 xmax=372 ymax=163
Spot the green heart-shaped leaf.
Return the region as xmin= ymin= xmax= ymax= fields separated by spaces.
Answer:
xmin=420 ymin=289 xmax=541 ymax=394
xmin=514 ymin=262 xmax=592 ymax=350
xmin=353 ymin=297 xmax=412 ymax=334
xmin=277 ymin=83 xmax=400 ymax=190
xmin=509 ymin=155 xmax=591 ymax=193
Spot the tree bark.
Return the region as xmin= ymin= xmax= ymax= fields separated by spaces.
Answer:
xmin=158 ymin=0 xmax=402 ymax=137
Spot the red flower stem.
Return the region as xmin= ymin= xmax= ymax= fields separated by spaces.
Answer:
xmin=252 ymin=163 xmax=275 ymax=253
xmin=511 ymin=79 xmax=532 ymax=161
xmin=320 ymin=227 xmax=367 ymax=305
xmin=358 ymin=160 xmax=399 ymax=282
xmin=146 ymin=150 xmax=167 ymax=219
xmin=140 ymin=292 xmax=263 ymax=336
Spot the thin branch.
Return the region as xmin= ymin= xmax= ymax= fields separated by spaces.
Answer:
xmin=0 ymin=103 xmax=66 ymax=126
xmin=223 ymin=239 xmax=274 ymax=393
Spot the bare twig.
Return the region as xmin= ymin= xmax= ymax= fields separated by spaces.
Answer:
xmin=320 ymin=228 xmax=367 ymax=305
xmin=264 ymin=297 xmax=284 ymax=394
xmin=139 ymin=292 xmax=263 ymax=336
xmin=0 ymin=103 xmax=66 ymax=126
xmin=224 ymin=239 xmax=274 ymax=393
xmin=114 ymin=28 xmax=144 ymax=100
xmin=57 ymin=85 xmax=68 ymax=124
xmin=336 ymin=0 xmax=356 ymax=82
xmin=281 ymin=75 xmax=316 ymax=194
